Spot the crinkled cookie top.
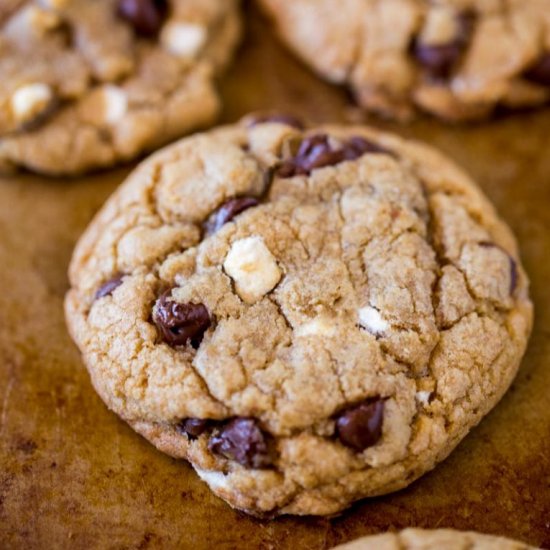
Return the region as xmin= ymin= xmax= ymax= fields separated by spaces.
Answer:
xmin=65 ymin=116 xmax=532 ymax=515
xmin=0 ymin=0 xmax=240 ymax=174
xmin=259 ymin=0 xmax=550 ymax=120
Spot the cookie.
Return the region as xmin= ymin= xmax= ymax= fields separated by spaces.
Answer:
xmin=258 ymin=0 xmax=550 ymax=121
xmin=65 ymin=116 xmax=533 ymax=516
xmin=0 ymin=0 xmax=240 ymax=175
xmin=332 ymin=529 xmax=538 ymax=549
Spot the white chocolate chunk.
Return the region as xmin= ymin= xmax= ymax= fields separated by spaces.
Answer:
xmin=161 ymin=22 xmax=207 ymax=58
xmin=416 ymin=391 xmax=432 ymax=405
xmin=421 ymin=6 xmax=458 ymax=46
xmin=195 ymin=468 xmax=230 ymax=491
xmin=296 ymin=316 xmax=337 ymax=338
xmin=3 ymin=5 xmax=59 ymax=42
xmin=101 ymin=86 xmax=128 ymax=124
xmin=358 ymin=306 xmax=389 ymax=336
xmin=79 ymin=85 xmax=128 ymax=125
xmin=11 ymin=83 xmax=53 ymax=124
xmin=223 ymin=236 xmax=281 ymax=304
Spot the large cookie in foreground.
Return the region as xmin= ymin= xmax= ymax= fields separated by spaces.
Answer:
xmin=0 ymin=0 xmax=240 ymax=175
xmin=258 ymin=0 xmax=550 ymax=121
xmin=332 ymin=528 xmax=538 ymax=549
xmin=65 ymin=116 xmax=533 ymax=516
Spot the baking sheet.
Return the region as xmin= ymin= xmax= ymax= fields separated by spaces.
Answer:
xmin=1 ymin=6 xmax=549 ymax=549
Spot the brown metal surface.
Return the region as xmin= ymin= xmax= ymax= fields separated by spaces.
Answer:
xmin=1 ymin=6 xmax=549 ymax=549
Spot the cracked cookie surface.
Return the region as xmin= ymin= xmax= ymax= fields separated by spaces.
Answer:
xmin=0 ymin=0 xmax=240 ymax=175
xmin=65 ymin=117 xmax=532 ymax=516
xmin=258 ymin=0 xmax=550 ymax=121
xmin=332 ymin=528 xmax=538 ymax=549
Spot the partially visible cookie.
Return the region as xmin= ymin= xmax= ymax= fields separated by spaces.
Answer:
xmin=258 ymin=0 xmax=550 ymax=121
xmin=0 ymin=0 xmax=241 ymax=175
xmin=65 ymin=116 xmax=532 ymax=516
xmin=332 ymin=528 xmax=538 ymax=549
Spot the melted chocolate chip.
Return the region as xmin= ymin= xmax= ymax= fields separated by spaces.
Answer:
xmin=207 ymin=197 xmax=259 ymax=233
xmin=153 ymin=291 xmax=211 ymax=348
xmin=248 ymin=113 xmax=304 ymax=130
xmin=524 ymin=53 xmax=550 ymax=87
xmin=335 ymin=399 xmax=384 ymax=451
xmin=278 ymin=134 xmax=391 ymax=178
xmin=414 ymin=11 xmax=475 ymax=79
xmin=176 ymin=418 xmax=210 ymax=439
xmin=117 ymin=0 xmax=168 ymax=36
xmin=208 ymin=418 xmax=272 ymax=468
xmin=95 ymin=275 xmax=124 ymax=300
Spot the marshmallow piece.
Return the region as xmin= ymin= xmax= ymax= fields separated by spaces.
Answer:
xmin=421 ymin=6 xmax=458 ymax=46
xmin=223 ymin=236 xmax=282 ymax=304
xmin=296 ymin=316 xmax=337 ymax=338
xmin=358 ymin=306 xmax=389 ymax=336
xmin=161 ymin=22 xmax=207 ymax=58
xmin=11 ymin=83 xmax=53 ymax=124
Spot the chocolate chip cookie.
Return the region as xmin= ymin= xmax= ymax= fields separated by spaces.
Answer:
xmin=0 ymin=0 xmax=240 ymax=175
xmin=65 ymin=116 xmax=533 ymax=516
xmin=258 ymin=0 xmax=550 ymax=121
xmin=333 ymin=529 xmax=538 ymax=549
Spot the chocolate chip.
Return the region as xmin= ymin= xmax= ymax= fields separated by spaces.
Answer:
xmin=208 ymin=418 xmax=272 ymax=468
xmin=524 ymin=53 xmax=550 ymax=86
xmin=153 ymin=291 xmax=211 ymax=348
xmin=248 ymin=113 xmax=304 ymax=130
xmin=277 ymin=134 xmax=336 ymax=177
xmin=278 ymin=134 xmax=391 ymax=178
xmin=95 ymin=274 xmax=124 ymax=300
xmin=414 ymin=43 xmax=463 ymax=78
xmin=117 ymin=0 xmax=168 ymax=36
xmin=344 ymin=136 xmax=392 ymax=159
xmin=414 ymin=11 xmax=475 ymax=79
xmin=335 ymin=399 xmax=384 ymax=451
xmin=479 ymin=241 xmax=518 ymax=295
xmin=176 ymin=418 xmax=210 ymax=439
xmin=207 ymin=197 xmax=259 ymax=233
